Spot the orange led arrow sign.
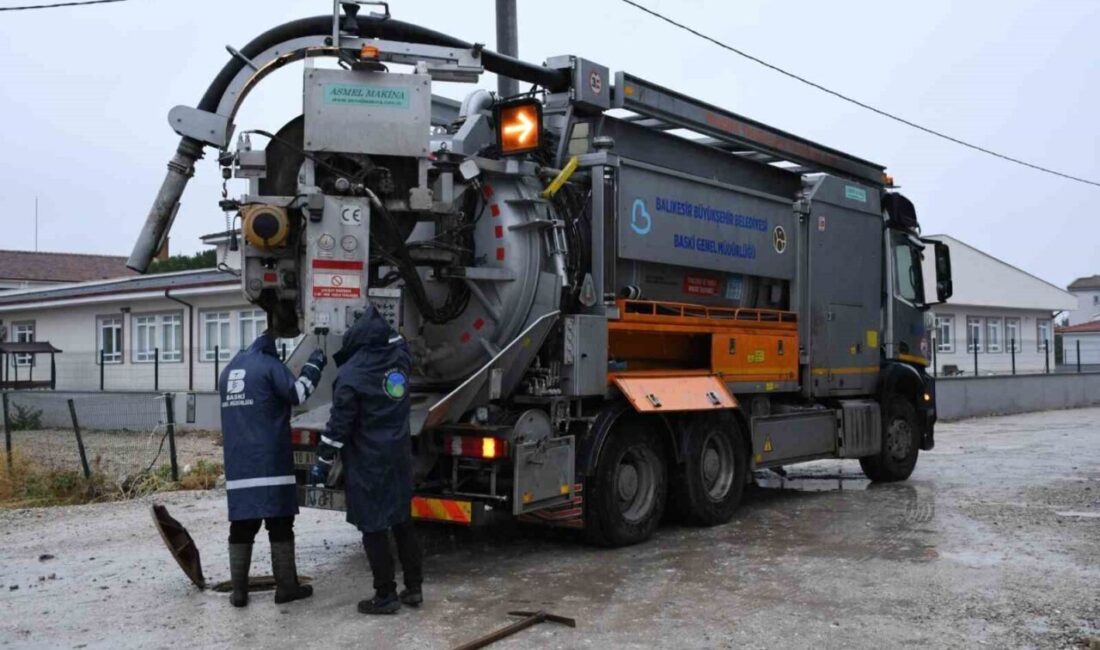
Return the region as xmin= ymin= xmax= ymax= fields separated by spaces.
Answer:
xmin=496 ymin=99 xmax=542 ymax=155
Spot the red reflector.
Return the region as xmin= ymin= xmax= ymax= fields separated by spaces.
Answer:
xmin=443 ymin=435 xmax=508 ymax=459
xmin=291 ymin=429 xmax=318 ymax=446
xmin=263 ymin=272 xmax=277 ymax=283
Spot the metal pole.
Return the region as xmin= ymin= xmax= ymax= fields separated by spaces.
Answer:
xmin=164 ymin=393 xmax=178 ymax=482
xmin=1077 ymin=340 xmax=1081 ymax=373
xmin=931 ymin=333 xmax=937 ymax=377
xmin=1011 ymin=338 xmax=1016 ymax=375
xmin=214 ymin=345 xmax=220 ymax=390
xmin=973 ymin=343 xmax=978 ymax=376
xmin=495 ymin=0 xmax=519 ymax=97
xmin=49 ymin=352 xmax=55 ymax=390
xmin=1045 ymin=339 xmax=1050 ymax=374
xmin=100 ymin=349 xmax=105 ymax=390
xmin=2 ymin=392 xmax=11 ymax=473
xmin=281 ymin=343 xmax=287 ymax=362
xmin=67 ymin=399 xmax=91 ymax=480
xmin=154 ymin=347 xmax=160 ymax=392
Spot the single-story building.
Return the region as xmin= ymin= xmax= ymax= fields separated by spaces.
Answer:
xmin=0 ymin=234 xmax=298 ymax=393
xmin=923 ymin=235 xmax=1077 ymax=375
xmin=1058 ymin=320 xmax=1100 ymax=366
xmin=0 ymin=249 xmax=135 ymax=292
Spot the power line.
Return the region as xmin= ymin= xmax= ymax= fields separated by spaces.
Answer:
xmin=619 ymin=0 xmax=1100 ymax=188
xmin=0 ymin=0 xmax=127 ymax=11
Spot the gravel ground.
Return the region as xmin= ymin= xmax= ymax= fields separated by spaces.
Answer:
xmin=1 ymin=407 xmax=1098 ymax=649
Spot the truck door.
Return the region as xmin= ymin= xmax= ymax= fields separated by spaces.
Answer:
xmin=886 ymin=231 xmax=930 ymax=365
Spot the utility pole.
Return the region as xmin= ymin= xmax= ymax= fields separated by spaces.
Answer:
xmin=495 ymin=0 xmax=518 ymax=98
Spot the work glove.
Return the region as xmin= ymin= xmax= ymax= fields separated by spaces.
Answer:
xmin=307 ymin=437 xmax=339 ymax=486
xmin=305 ymin=349 xmax=327 ymax=374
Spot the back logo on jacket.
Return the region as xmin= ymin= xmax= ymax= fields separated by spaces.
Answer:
xmin=223 ymin=369 xmax=254 ymax=408
xmin=383 ymin=369 xmax=407 ymax=400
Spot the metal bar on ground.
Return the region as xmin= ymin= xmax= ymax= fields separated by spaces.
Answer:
xmin=155 ymin=347 xmax=160 ymax=392
xmin=214 ymin=346 xmax=220 ymax=389
xmin=165 ymin=393 xmax=179 ymax=481
xmin=1011 ymin=339 xmax=1016 ymax=375
xmin=452 ymin=610 xmax=576 ymax=650
xmin=100 ymin=349 xmax=105 ymax=390
xmin=973 ymin=345 xmax=978 ymax=376
xmin=1045 ymin=339 xmax=1050 ymax=374
xmin=67 ymin=399 xmax=91 ymax=479
xmin=1077 ymin=340 xmax=1081 ymax=373
xmin=50 ymin=353 xmax=56 ymax=390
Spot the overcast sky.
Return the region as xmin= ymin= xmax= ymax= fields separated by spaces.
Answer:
xmin=0 ymin=0 xmax=1096 ymax=288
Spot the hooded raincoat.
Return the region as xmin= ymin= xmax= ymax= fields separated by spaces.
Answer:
xmin=324 ymin=309 xmax=414 ymax=533
xmin=219 ymin=334 xmax=321 ymax=521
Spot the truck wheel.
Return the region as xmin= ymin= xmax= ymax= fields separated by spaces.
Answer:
xmin=585 ymin=426 xmax=667 ymax=547
xmin=674 ymin=415 xmax=748 ymax=526
xmin=860 ymin=397 xmax=920 ymax=482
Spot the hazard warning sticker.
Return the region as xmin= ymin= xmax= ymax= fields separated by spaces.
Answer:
xmin=683 ymin=275 xmax=720 ymax=297
xmin=312 ymin=259 xmax=363 ymax=299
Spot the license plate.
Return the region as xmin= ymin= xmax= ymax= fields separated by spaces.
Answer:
xmin=293 ymin=451 xmax=316 ymax=467
xmin=299 ymin=486 xmax=345 ymax=511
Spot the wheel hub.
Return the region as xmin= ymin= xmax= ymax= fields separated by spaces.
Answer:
xmin=885 ymin=419 xmax=913 ymax=460
xmin=699 ymin=431 xmax=735 ymax=502
xmin=702 ymin=448 xmax=720 ymax=483
xmin=617 ymin=464 xmax=639 ymax=501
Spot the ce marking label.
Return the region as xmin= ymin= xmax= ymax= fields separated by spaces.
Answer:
xmin=340 ymin=206 xmax=364 ymax=226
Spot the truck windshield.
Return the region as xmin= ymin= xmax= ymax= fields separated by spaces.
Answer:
xmin=892 ymin=233 xmax=925 ymax=305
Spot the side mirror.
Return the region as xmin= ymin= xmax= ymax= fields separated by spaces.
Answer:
xmin=933 ymin=241 xmax=952 ymax=302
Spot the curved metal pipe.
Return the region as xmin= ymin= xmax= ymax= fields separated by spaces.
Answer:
xmin=127 ymin=14 xmax=570 ymax=272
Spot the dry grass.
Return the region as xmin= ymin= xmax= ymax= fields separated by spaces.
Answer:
xmin=0 ymin=451 xmax=224 ymax=508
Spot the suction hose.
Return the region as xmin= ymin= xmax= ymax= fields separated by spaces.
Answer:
xmin=127 ymin=15 xmax=570 ymax=272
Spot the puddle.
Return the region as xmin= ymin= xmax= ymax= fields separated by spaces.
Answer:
xmin=1054 ymin=511 xmax=1100 ymax=519
xmin=752 ymin=471 xmax=871 ymax=492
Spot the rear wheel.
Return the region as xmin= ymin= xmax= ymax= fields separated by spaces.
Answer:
xmin=673 ymin=414 xmax=748 ymax=526
xmin=860 ymin=397 xmax=920 ymax=482
xmin=585 ymin=423 xmax=667 ymax=547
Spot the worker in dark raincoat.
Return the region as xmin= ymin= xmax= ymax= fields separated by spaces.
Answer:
xmin=308 ymin=307 xmax=423 ymax=615
xmin=219 ymin=332 xmax=326 ymax=608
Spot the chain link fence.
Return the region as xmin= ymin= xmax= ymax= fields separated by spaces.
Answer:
xmin=1 ymin=391 xmax=223 ymax=506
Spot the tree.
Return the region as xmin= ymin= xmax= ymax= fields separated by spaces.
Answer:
xmin=147 ymin=250 xmax=218 ymax=274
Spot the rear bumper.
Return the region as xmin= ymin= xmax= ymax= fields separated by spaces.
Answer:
xmin=297 ymin=486 xmax=486 ymax=526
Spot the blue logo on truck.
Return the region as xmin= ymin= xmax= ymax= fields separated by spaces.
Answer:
xmin=630 ymin=199 xmax=652 ymax=235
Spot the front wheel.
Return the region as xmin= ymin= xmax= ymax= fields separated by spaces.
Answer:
xmin=585 ymin=424 xmax=668 ymax=547
xmin=860 ymin=397 xmax=920 ymax=482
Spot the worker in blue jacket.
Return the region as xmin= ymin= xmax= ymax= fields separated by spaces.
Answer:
xmin=309 ymin=307 xmax=423 ymax=615
xmin=219 ymin=332 xmax=326 ymax=608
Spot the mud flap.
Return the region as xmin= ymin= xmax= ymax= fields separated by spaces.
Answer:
xmin=151 ymin=504 xmax=206 ymax=590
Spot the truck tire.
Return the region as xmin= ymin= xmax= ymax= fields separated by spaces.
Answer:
xmin=673 ymin=414 xmax=748 ymax=526
xmin=585 ymin=427 xmax=667 ymax=547
xmin=860 ymin=397 xmax=920 ymax=482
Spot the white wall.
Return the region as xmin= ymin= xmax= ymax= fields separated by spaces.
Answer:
xmin=0 ymin=279 xmax=61 ymax=292
xmin=0 ymin=290 xmax=295 ymax=392
xmin=1062 ymin=332 xmax=1100 ymax=365
xmin=1066 ymin=289 xmax=1100 ymax=325
xmin=930 ymin=305 xmax=1054 ymax=375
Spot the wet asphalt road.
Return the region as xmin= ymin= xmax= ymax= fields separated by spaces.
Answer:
xmin=1 ymin=407 xmax=1098 ymax=649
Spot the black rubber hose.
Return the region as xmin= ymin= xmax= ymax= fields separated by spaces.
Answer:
xmin=198 ymin=15 xmax=569 ymax=112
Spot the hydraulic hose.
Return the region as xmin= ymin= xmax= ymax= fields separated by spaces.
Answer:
xmin=127 ymin=14 xmax=570 ymax=272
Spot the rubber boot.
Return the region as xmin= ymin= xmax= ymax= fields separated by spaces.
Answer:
xmin=271 ymin=541 xmax=313 ymax=604
xmin=399 ymin=587 xmax=423 ymax=607
xmin=228 ymin=544 xmax=252 ymax=608
xmin=358 ymin=591 xmax=400 ymax=615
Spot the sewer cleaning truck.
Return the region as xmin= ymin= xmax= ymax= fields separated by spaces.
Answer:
xmin=129 ymin=3 xmax=954 ymax=546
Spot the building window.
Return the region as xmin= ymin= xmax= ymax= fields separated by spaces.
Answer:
xmin=1005 ymin=318 xmax=1021 ymax=352
xmin=97 ymin=316 xmax=123 ymax=364
xmin=966 ymin=317 xmax=982 ymax=353
xmin=12 ymin=321 xmax=34 ymax=367
xmin=986 ymin=317 xmax=1002 ymax=353
xmin=133 ymin=313 xmax=182 ymax=363
xmin=202 ymin=311 xmax=232 ymax=362
xmin=238 ymin=309 xmax=267 ymax=351
xmin=1037 ymin=319 xmax=1051 ymax=352
xmin=935 ymin=315 xmax=954 ymax=353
